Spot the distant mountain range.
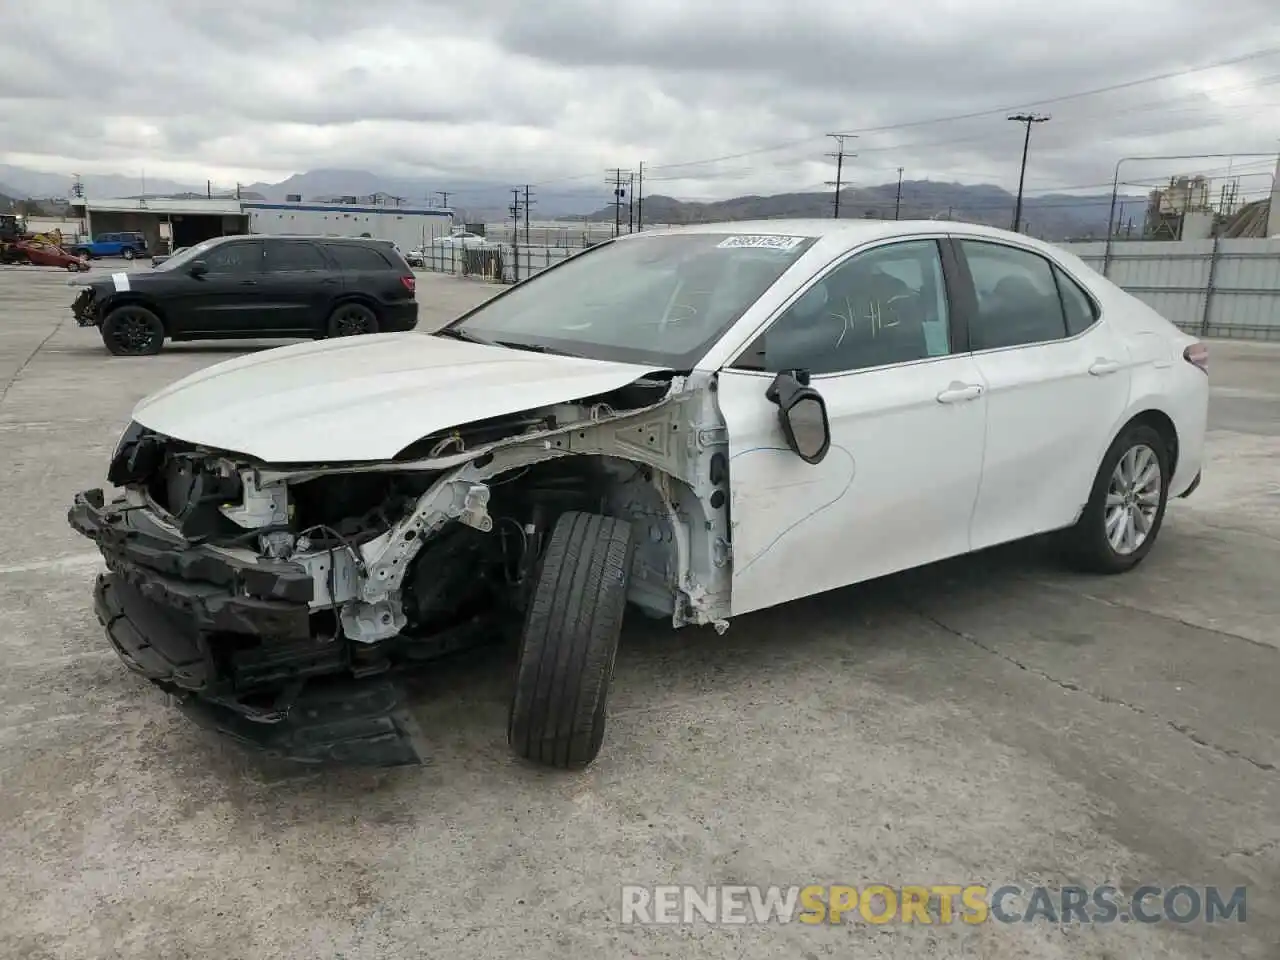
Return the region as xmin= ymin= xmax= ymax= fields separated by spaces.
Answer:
xmin=0 ymin=164 xmax=1145 ymax=239
xmin=590 ymin=181 xmax=1145 ymax=239
xmin=0 ymin=164 xmax=601 ymax=222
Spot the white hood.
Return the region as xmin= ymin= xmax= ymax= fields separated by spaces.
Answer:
xmin=132 ymin=333 xmax=669 ymax=463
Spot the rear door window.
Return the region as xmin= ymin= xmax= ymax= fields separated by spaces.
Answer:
xmin=957 ymin=240 xmax=1068 ymax=351
xmin=323 ymin=243 xmax=392 ymax=272
xmin=266 ymin=240 xmax=328 ymax=272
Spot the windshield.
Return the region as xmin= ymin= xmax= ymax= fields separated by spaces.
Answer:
xmin=447 ymin=232 xmax=817 ymax=367
xmin=153 ymin=239 xmax=216 ymax=272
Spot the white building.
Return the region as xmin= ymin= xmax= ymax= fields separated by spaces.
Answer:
xmin=68 ymin=195 xmax=455 ymax=253
xmin=244 ymin=200 xmax=454 ymax=249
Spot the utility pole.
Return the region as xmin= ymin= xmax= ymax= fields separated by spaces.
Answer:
xmin=824 ymin=134 xmax=856 ymax=219
xmin=636 ymin=161 xmax=644 ymax=231
xmin=607 ymin=169 xmax=628 ymax=237
xmin=894 ymin=167 xmax=904 ymax=220
xmin=509 ymin=187 xmax=522 ymax=283
xmin=627 ymin=172 xmax=635 ymax=232
xmin=522 ymin=185 xmax=534 ymax=243
xmin=1008 ymin=113 xmax=1050 ymax=233
xmin=435 ymin=190 xmax=449 ymax=208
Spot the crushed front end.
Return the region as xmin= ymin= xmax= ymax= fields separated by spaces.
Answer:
xmin=68 ymin=370 xmax=732 ymax=769
xmin=66 ymin=423 xmax=503 ymax=766
xmin=72 ymin=286 xmax=101 ymax=327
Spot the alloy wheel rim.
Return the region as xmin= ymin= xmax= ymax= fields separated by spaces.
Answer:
xmin=336 ymin=310 xmax=369 ymax=335
xmin=112 ymin=311 xmax=157 ymax=353
xmin=1104 ymin=443 xmax=1161 ymax=555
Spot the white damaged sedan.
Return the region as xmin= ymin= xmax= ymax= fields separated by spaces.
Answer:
xmin=69 ymin=219 xmax=1209 ymax=767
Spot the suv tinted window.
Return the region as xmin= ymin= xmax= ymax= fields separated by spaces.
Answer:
xmin=324 ymin=243 xmax=391 ymax=272
xmin=266 ymin=240 xmax=328 ymax=272
xmin=1054 ymin=265 xmax=1098 ymax=335
xmin=959 ymin=240 xmax=1067 ymax=350
xmin=733 ymin=239 xmax=952 ymax=374
xmin=203 ymin=240 xmax=264 ymax=274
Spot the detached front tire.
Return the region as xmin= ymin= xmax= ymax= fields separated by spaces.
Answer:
xmin=508 ymin=511 xmax=635 ymax=769
xmin=101 ymin=305 xmax=165 ymax=356
xmin=1063 ymin=423 xmax=1170 ymax=574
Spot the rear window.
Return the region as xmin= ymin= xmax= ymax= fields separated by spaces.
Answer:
xmin=323 ymin=243 xmax=394 ymax=272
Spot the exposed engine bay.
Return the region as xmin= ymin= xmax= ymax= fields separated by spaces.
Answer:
xmin=69 ymin=371 xmax=734 ymax=765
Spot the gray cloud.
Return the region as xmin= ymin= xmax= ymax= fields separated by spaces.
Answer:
xmin=1 ymin=0 xmax=1278 ymax=202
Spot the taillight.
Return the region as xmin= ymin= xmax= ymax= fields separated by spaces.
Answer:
xmin=1183 ymin=341 xmax=1208 ymax=374
xmin=400 ymin=275 xmax=416 ymax=293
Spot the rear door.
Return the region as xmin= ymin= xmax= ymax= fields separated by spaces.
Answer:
xmin=258 ymin=238 xmax=338 ymax=335
xmin=164 ymin=239 xmax=267 ymax=336
xmin=321 ymin=241 xmax=417 ymax=328
xmin=951 ymin=237 xmax=1134 ymax=550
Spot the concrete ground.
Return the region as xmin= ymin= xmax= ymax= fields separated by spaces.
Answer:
xmin=0 ymin=264 xmax=1276 ymax=959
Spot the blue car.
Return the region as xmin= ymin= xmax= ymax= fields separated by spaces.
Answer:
xmin=71 ymin=231 xmax=149 ymax=261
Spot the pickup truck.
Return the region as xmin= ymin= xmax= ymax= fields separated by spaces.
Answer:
xmin=71 ymin=232 xmax=149 ymax=260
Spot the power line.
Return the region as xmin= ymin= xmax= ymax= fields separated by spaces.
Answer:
xmin=824 ymin=134 xmax=856 ymax=218
xmin=446 ymin=73 xmax=1280 ymax=200
xmin=622 ymin=44 xmax=1280 ymax=177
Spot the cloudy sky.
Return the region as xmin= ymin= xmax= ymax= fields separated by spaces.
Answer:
xmin=2 ymin=0 xmax=1279 ymax=202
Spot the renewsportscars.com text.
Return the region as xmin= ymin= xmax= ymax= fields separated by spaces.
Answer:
xmin=620 ymin=884 xmax=1247 ymax=925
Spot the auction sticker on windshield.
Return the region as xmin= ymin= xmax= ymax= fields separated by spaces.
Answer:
xmin=716 ymin=235 xmax=808 ymax=250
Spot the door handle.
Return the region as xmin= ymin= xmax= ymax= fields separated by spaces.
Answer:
xmin=936 ymin=382 xmax=984 ymax=404
xmin=321 ymin=277 xmax=339 ymax=284
xmin=238 ymin=280 xmax=258 ymax=286
xmin=1089 ymin=358 xmax=1121 ymax=376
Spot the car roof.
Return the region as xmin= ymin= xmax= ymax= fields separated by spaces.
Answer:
xmin=210 ymin=233 xmax=392 ymax=244
xmin=617 ymin=217 xmax=1073 ymax=260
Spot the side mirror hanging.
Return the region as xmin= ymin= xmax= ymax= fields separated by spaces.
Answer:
xmin=765 ymin=370 xmax=831 ymax=465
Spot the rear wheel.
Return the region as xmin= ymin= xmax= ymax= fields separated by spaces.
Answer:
xmin=326 ymin=303 xmax=379 ymax=337
xmin=1062 ymin=423 xmax=1170 ymax=574
xmin=122 ymin=247 xmax=135 ymax=261
xmin=508 ymin=511 xmax=635 ymax=769
xmin=101 ymin=305 xmax=165 ymax=356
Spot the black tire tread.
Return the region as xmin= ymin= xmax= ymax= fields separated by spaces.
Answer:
xmin=1062 ymin=423 xmax=1170 ymax=575
xmin=326 ymin=302 xmax=379 ymax=337
xmin=508 ymin=511 xmax=634 ymax=769
xmin=101 ymin=304 xmax=165 ymax=356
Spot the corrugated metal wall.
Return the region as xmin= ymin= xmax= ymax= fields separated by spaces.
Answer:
xmin=1061 ymin=238 xmax=1280 ymax=341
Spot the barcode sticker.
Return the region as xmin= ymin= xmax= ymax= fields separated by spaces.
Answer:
xmin=716 ymin=235 xmax=808 ymax=250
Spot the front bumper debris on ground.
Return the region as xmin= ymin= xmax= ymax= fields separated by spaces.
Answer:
xmin=68 ymin=488 xmax=430 ymax=766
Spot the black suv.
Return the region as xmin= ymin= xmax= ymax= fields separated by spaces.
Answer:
xmin=71 ymin=234 xmax=419 ymax=355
